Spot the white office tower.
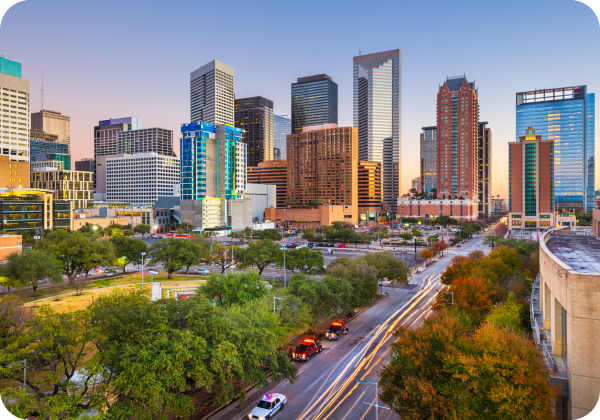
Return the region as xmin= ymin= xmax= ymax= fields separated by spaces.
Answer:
xmin=0 ymin=57 xmax=29 ymax=162
xmin=190 ymin=60 xmax=234 ymax=126
xmin=353 ymin=49 xmax=401 ymax=205
xmin=105 ymin=152 xmax=180 ymax=206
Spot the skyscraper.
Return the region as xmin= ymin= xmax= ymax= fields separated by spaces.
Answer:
xmin=516 ymin=86 xmax=595 ymax=213
xmin=273 ymin=114 xmax=291 ymax=160
xmin=0 ymin=57 xmax=29 ymax=163
xmin=234 ymin=96 xmax=273 ymax=166
xmin=478 ymin=122 xmax=492 ymax=216
xmin=31 ymin=110 xmax=70 ymax=153
xmin=190 ymin=60 xmax=234 ymax=126
xmin=436 ymin=76 xmax=480 ymax=201
xmin=291 ymin=75 xmax=338 ymax=134
xmin=353 ymin=49 xmax=401 ymax=205
xmin=117 ymin=127 xmax=175 ymax=156
xmin=420 ymin=126 xmax=437 ymax=195
xmin=508 ymin=127 xmax=554 ymax=230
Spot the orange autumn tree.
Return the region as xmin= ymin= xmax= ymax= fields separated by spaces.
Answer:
xmin=379 ymin=311 xmax=558 ymax=420
xmin=433 ymin=276 xmax=492 ymax=323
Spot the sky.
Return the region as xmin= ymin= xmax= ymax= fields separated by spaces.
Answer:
xmin=1 ymin=0 xmax=599 ymax=198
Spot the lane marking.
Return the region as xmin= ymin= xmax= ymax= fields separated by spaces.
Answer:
xmin=305 ymin=374 xmax=325 ymax=392
xmin=325 ymin=344 xmax=338 ymax=353
xmin=354 ymin=323 xmax=364 ymax=330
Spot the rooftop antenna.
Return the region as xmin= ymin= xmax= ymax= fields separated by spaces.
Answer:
xmin=41 ymin=70 xmax=44 ymax=111
xmin=359 ymin=50 xmax=361 ymax=55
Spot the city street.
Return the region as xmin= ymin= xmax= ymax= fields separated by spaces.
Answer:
xmin=205 ymin=234 xmax=488 ymax=420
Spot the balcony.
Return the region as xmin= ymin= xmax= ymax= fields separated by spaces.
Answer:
xmin=530 ymin=275 xmax=568 ymax=380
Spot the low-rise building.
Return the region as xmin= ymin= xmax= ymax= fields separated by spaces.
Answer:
xmin=536 ymin=228 xmax=600 ymax=419
xmin=0 ymin=188 xmax=71 ymax=231
xmin=397 ymin=197 xmax=478 ymax=221
xmin=79 ymin=205 xmax=154 ymax=229
xmin=30 ymin=168 xmax=94 ymax=209
xmin=245 ymin=183 xmax=276 ymax=223
xmin=265 ymin=204 xmax=355 ymax=229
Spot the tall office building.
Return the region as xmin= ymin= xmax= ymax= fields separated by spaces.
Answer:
xmin=190 ymin=60 xmax=234 ymax=126
xmin=420 ymin=126 xmax=437 ymax=195
xmin=436 ymin=76 xmax=480 ymax=201
xmin=287 ymin=125 xmax=357 ymax=216
xmin=273 ymin=114 xmax=291 ymax=160
xmin=180 ymin=122 xmax=249 ymax=230
xmin=478 ymin=122 xmax=492 ymax=216
xmin=117 ymin=127 xmax=175 ymax=156
xmin=291 ymin=75 xmax=338 ymax=134
xmin=357 ymin=161 xmax=382 ymax=223
xmin=353 ymin=49 xmax=401 ymax=205
xmin=30 ymin=139 xmax=68 ymax=157
xmin=234 ymin=96 xmax=273 ymax=166
xmin=508 ymin=127 xmax=554 ymax=230
xmin=0 ymin=57 xmax=29 ymax=163
xmin=31 ymin=110 xmax=70 ymax=153
xmin=516 ymin=86 xmax=595 ymax=213
xmin=247 ymin=160 xmax=288 ymax=207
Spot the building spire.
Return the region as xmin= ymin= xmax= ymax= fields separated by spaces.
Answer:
xmin=41 ymin=69 xmax=44 ymax=110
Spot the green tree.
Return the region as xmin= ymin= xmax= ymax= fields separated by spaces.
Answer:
xmin=178 ymin=240 xmax=205 ymax=274
xmin=258 ymin=228 xmax=282 ymax=241
xmin=399 ymin=232 xmax=413 ymax=241
xmin=284 ymin=199 xmax=298 ymax=206
xmin=285 ymin=247 xmax=325 ymax=274
xmin=362 ymin=251 xmax=412 ymax=286
xmin=199 ymin=271 xmax=267 ymax=307
xmin=111 ymin=235 xmax=148 ymax=275
xmin=485 ymin=292 xmax=524 ymax=334
xmin=77 ymin=222 xmax=105 ymax=237
xmin=81 ymin=239 xmax=115 ymax=280
xmin=210 ymin=243 xmax=240 ymax=274
xmin=179 ymin=222 xmax=193 ymax=233
xmin=1 ymin=250 xmax=63 ymax=296
xmin=242 ymin=226 xmax=253 ymax=240
xmin=148 ymin=238 xmax=188 ymax=279
xmin=325 ymin=258 xmax=379 ymax=308
xmin=234 ymin=240 xmax=282 ymax=275
xmin=134 ymin=223 xmax=151 ymax=238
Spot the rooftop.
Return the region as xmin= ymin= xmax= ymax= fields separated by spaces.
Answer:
xmin=546 ymin=235 xmax=600 ymax=274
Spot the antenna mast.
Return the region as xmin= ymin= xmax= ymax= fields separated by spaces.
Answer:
xmin=41 ymin=70 xmax=44 ymax=110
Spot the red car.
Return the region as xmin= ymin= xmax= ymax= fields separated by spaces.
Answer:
xmin=336 ymin=243 xmax=346 ymax=248
xmin=292 ymin=339 xmax=322 ymax=361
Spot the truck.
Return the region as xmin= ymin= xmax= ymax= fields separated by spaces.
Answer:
xmin=292 ymin=338 xmax=322 ymax=361
xmin=325 ymin=321 xmax=349 ymax=340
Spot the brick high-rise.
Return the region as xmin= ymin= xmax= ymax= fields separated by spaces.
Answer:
xmin=287 ymin=124 xmax=357 ymax=216
xmin=247 ymin=160 xmax=288 ymax=207
xmin=436 ymin=76 xmax=480 ymax=200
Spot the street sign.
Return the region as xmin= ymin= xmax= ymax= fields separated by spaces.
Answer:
xmin=356 ymin=379 xmax=374 ymax=385
xmin=148 ymin=271 xmax=158 ymax=275
xmin=280 ymin=247 xmax=287 ymax=251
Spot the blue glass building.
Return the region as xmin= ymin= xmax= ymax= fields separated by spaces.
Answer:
xmin=516 ymin=86 xmax=595 ymax=212
xmin=30 ymin=140 xmax=69 ymax=157
xmin=0 ymin=57 xmax=21 ymax=78
xmin=273 ymin=114 xmax=291 ymax=160
xmin=420 ymin=126 xmax=437 ymax=194
xmin=291 ymin=75 xmax=338 ymax=134
xmin=180 ymin=122 xmax=246 ymax=200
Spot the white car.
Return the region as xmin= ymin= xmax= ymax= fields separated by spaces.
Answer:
xmin=248 ymin=393 xmax=286 ymax=419
xmin=195 ymin=268 xmax=210 ymax=275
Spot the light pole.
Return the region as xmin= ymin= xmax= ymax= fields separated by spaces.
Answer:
xmin=153 ymin=225 xmax=158 ymax=244
xmin=355 ymin=379 xmax=389 ymax=420
xmin=280 ymin=245 xmax=287 ymax=288
xmin=141 ymin=252 xmax=146 ymax=292
xmin=122 ymin=256 xmax=126 ymax=278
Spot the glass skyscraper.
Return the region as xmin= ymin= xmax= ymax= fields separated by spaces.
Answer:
xmin=0 ymin=57 xmax=21 ymax=78
xmin=234 ymin=96 xmax=273 ymax=167
xmin=516 ymin=86 xmax=595 ymax=212
xmin=420 ymin=126 xmax=437 ymax=194
xmin=353 ymin=49 xmax=401 ymax=205
xmin=273 ymin=114 xmax=291 ymax=160
xmin=291 ymin=75 xmax=338 ymax=134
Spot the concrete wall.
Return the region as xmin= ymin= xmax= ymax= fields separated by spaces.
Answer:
xmin=265 ymin=204 xmax=356 ymax=228
xmin=0 ymin=235 xmax=22 ymax=260
xmin=229 ymin=199 xmax=253 ymax=231
xmin=539 ymin=229 xmax=600 ymax=419
xmin=245 ymin=183 xmax=276 ymax=222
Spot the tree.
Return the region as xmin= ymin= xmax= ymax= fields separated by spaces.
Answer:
xmin=134 ymin=223 xmax=151 ymax=238
xmin=420 ymin=249 xmax=434 ymax=261
xmin=483 ymin=234 xmax=498 ymax=248
xmin=179 ymin=222 xmax=193 ymax=233
xmin=178 ymin=240 xmax=205 ymax=274
xmin=485 ymin=292 xmax=523 ymax=334
xmin=285 ymin=247 xmax=325 ymax=274
xmin=432 ymin=241 xmax=449 ymax=256
xmin=77 ymin=222 xmax=105 ymax=237
xmin=199 ymin=271 xmax=267 ymax=307
xmin=148 ymin=238 xmax=188 ymax=279
xmin=234 ymin=240 xmax=282 ymax=275
xmin=362 ymin=252 xmax=411 ymax=286
xmin=258 ymin=229 xmax=282 ymax=241
xmin=210 ymin=243 xmax=240 ymax=274
xmin=1 ymin=250 xmax=63 ymax=296
xmin=411 ymin=228 xmax=422 ymax=236
xmin=242 ymin=226 xmax=253 ymax=240
xmin=434 ymin=276 xmax=493 ymax=323
xmin=401 ymin=217 xmax=418 ymax=224
xmin=81 ymin=239 xmax=115 ymax=280
xmin=370 ymin=227 xmax=389 ymax=245
xmin=111 ymin=236 xmax=148 ymax=275
xmin=378 ymin=311 xmax=557 ymax=420
xmin=284 ymin=199 xmax=298 ymax=206
xmin=399 ymin=232 xmax=413 ymax=241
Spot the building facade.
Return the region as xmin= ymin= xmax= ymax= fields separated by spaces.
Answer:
xmin=516 ymin=86 xmax=595 ymax=213
xmin=179 ymin=122 xmax=247 ymax=230
xmin=75 ymin=158 xmax=94 ymax=172
xmin=273 ymin=114 xmax=291 ymax=160
xmin=0 ymin=155 xmax=28 ymax=189
xmin=287 ymin=125 xmax=358 ymax=223
xmin=30 ymin=139 xmax=68 ymax=158
xmin=357 ymin=161 xmax=382 ymax=225
xmin=234 ymin=96 xmax=273 ymax=166
xmin=94 ymin=117 xmax=143 ymax=158
xmin=420 ymin=126 xmax=437 ymax=195
xmin=0 ymin=60 xmax=29 ymax=163
xmin=265 ymin=205 xmax=355 ymax=229
xmin=247 ymin=160 xmax=288 ymax=207
xmin=509 ymin=127 xmax=554 ymax=231
xmin=353 ymin=49 xmax=401 ymax=206
xmin=245 ymin=183 xmax=276 ymax=223
xmin=478 ymin=122 xmax=492 ymax=216
xmin=31 ymin=153 xmax=71 ymax=170
xmin=190 ymin=60 xmax=234 ymax=126
xmin=437 ymin=76 xmax=480 ymax=201
xmin=397 ymin=197 xmax=478 ymax=221
xmin=291 ymin=74 xmax=338 ymax=134
xmin=29 ymin=129 xmax=58 ymax=143
xmin=31 ymin=110 xmax=70 ymax=153
xmin=0 ymin=188 xmax=72 ymax=231
xmin=30 ymin=168 xmax=94 ymax=209
xmin=411 ymin=177 xmax=421 ymax=193
xmin=104 ymin=152 xmax=180 ymax=206
xmin=117 ymin=127 xmax=175 ymax=157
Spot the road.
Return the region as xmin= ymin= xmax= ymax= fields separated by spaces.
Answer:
xmin=205 ymin=234 xmax=488 ymax=420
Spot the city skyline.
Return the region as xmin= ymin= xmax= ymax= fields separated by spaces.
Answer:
xmin=1 ymin=0 xmax=598 ymax=197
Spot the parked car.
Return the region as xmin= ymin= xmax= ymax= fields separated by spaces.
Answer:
xmin=317 ymin=243 xmax=325 ymax=247
xmin=286 ymin=243 xmax=297 ymax=249
xmin=325 ymin=321 xmax=349 ymax=340
xmin=195 ymin=268 xmax=210 ymax=275
xmin=336 ymin=243 xmax=346 ymax=248
xmin=306 ymin=243 xmax=314 ymax=249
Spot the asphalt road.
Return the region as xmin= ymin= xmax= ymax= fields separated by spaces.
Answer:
xmin=205 ymin=234 xmax=489 ymax=420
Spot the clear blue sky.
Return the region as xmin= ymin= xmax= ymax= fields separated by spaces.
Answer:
xmin=1 ymin=0 xmax=598 ymax=197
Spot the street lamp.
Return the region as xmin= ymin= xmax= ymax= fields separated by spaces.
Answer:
xmin=279 ymin=245 xmax=288 ymax=288
xmin=141 ymin=252 xmax=147 ymax=292
xmin=355 ymin=379 xmax=389 ymax=420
